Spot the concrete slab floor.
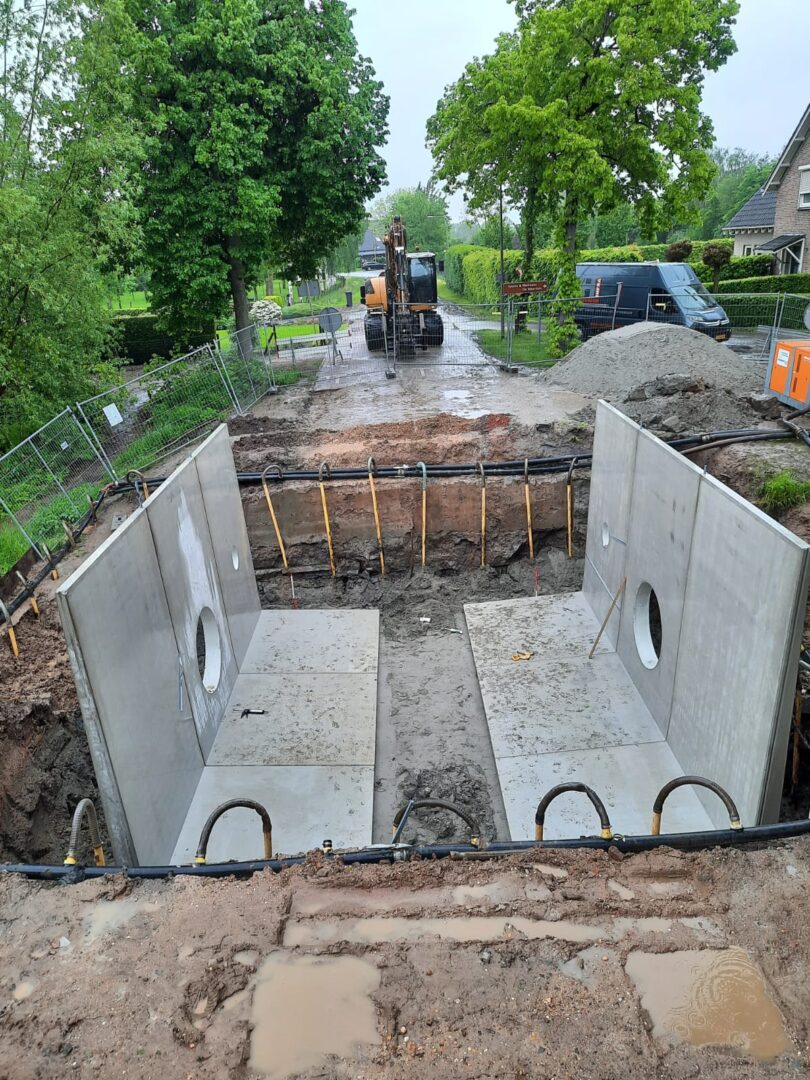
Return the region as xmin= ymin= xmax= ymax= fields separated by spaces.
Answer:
xmin=242 ymin=608 xmax=379 ymax=674
xmin=464 ymin=593 xmax=715 ymax=840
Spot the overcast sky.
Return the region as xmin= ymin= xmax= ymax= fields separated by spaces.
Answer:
xmin=350 ymin=0 xmax=810 ymax=221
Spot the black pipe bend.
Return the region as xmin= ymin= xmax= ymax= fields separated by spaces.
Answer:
xmin=392 ymin=798 xmax=484 ymax=849
xmin=535 ymin=783 xmax=613 ymax=841
xmin=651 ymin=776 xmax=741 ymax=835
xmin=195 ymin=799 xmax=273 ymax=864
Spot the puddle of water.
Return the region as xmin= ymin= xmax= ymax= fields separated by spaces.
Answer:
xmin=292 ymin=880 xmax=526 ymax=917
xmin=85 ymin=899 xmax=160 ymax=940
xmin=233 ymin=949 xmax=259 ymax=967
xmin=249 ymin=953 xmax=380 ymax=1078
xmin=626 ymin=948 xmax=792 ymax=1060
xmin=12 ymin=981 xmax=35 ymax=1001
xmin=283 ymin=916 xmax=605 ymax=948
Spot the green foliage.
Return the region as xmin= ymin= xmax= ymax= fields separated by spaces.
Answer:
xmin=689 ymin=148 xmax=775 ymax=240
xmin=459 ymin=248 xmax=525 ymax=304
xmin=692 ymin=253 xmax=773 ymax=283
xmin=473 ymin=216 xmax=516 ymax=250
xmin=444 ymin=245 xmax=479 ymax=296
xmin=477 ymin=329 xmax=555 ymax=367
xmin=0 ymin=0 xmax=140 ymax=450
xmin=716 ymin=274 xmax=810 ymax=296
xmin=758 ymin=471 xmax=810 ymax=516
xmin=114 ymin=313 xmax=212 ymax=365
xmin=131 ymin=0 xmax=389 ymax=334
xmin=370 ymin=185 xmax=451 ymax=259
xmin=430 ymin=0 xmax=739 ymax=276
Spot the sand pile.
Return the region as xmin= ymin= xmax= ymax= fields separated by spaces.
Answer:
xmin=543 ymin=323 xmax=773 ymax=433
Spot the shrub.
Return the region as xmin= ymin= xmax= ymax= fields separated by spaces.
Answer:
xmin=444 ymin=244 xmax=479 ymax=295
xmin=714 ymin=273 xmax=810 ymax=295
xmin=666 ymin=240 xmax=693 ymax=262
xmin=114 ymin=313 xmax=212 ymax=365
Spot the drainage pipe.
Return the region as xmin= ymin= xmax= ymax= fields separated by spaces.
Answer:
xmin=4 ymin=817 xmax=810 ymax=882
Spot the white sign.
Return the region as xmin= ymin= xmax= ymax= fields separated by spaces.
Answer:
xmin=103 ymin=403 xmax=124 ymax=427
xmin=776 ymin=348 xmax=790 ymax=369
xmin=60 ymin=440 xmax=69 ymax=451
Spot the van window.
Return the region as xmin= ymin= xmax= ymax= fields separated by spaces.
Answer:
xmin=659 ymin=263 xmax=716 ymax=312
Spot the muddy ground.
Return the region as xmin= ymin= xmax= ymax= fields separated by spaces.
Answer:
xmin=1 ymin=841 xmax=809 ymax=1078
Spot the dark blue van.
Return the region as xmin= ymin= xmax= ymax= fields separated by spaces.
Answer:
xmin=575 ymin=261 xmax=732 ymax=342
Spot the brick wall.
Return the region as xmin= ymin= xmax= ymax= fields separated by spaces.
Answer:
xmin=773 ymin=137 xmax=810 ymax=272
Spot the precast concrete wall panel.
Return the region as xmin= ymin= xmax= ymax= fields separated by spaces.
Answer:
xmin=144 ymin=457 xmax=237 ymax=758
xmin=57 ymin=511 xmax=204 ymax=865
xmin=667 ymin=475 xmax=810 ymax=827
xmin=582 ymin=402 xmax=639 ymax=648
xmin=192 ymin=426 xmax=260 ymax=667
xmin=616 ymin=433 xmax=701 ymax=734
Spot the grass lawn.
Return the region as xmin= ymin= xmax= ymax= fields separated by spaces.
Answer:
xmin=281 ymin=279 xmax=359 ymax=319
xmin=110 ymin=290 xmax=150 ymax=310
xmin=437 ymin=278 xmax=473 ymax=307
xmin=476 ymin=328 xmax=557 ymax=367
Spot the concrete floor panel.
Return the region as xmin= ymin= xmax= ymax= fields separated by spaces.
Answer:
xmin=209 ymin=672 xmax=377 ymax=767
xmin=170 ymin=765 xmax=374 ymax=863
xmin=242 ymin=609 xmax=380 ymax=674
xmin=496 ymin=741 xmax=714 ymax=841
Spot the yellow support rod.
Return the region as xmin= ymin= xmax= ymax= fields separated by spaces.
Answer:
xmin=566 ymin=456 xmax=577 ymax=559
xmin=417 ymin=461 xmax=428 ymax=568
xmin=368 ymin=457 xmax=386 ymax=577
xmin=479 ymin=463 xmax=487 ymax=568
xmin=261 ymin=465 xmax=289 ymax=570
xmin=524 ymin=459 xmax=535 ymax=562
xmin=318 ymin=462 xmax=336 ymax=577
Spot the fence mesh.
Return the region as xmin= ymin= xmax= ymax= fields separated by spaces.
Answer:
xmin=0 ymin=408 xmax=112 ymax=565
xmin=215 ymin=324 xmax=276 ymax=411
xmin=76 ymin=343 xmax=237 ymax=480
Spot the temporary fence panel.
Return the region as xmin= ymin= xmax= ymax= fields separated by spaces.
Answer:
xmin=215 ymin=324 xmax=276 ymax=412
xmin=392 ymin=301 xmax=503 ymax=369
xmin=505 ymin=293 xmax=626 ymax=368
xmin=0 ymin=408 xmax=112 ymax=566
xmin=76 ymin=343 xmax=235 ymax=480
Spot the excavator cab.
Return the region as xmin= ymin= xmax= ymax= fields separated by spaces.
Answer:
xmin=406 ymin=253 xmax=438 ymax=306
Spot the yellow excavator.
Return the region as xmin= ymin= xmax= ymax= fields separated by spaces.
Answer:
xmin=360 ymin=216 xmax=443 ymax=358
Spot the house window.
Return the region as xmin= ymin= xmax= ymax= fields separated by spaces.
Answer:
xmin=799 ymin=166 xmax=810 ymax=209
xmin=778 ymin=240 xmax=804 ymax=275
xmin=742 ymin=245 xmax=753 ymax=256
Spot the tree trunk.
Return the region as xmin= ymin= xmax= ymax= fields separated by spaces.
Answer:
xmin=265 ymin=273 xmax=274 ymax=297
xmin=227 ymin=237 xmax=251 ymax=332
xmin=522 ymin=185 xmax=537 ymax=277
xmin=564 ymin=219 xmax=577 ymax=256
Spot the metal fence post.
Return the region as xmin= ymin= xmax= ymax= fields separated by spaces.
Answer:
xmin=75 ymin=401 xmax=118 ymax=480
xmin=210 ymin=340 xmax=243 ymax=415
xmin=69 ymin=406 xmax=118 ymax=482
xmin=0 ymin=493 xmax=43 ymax=559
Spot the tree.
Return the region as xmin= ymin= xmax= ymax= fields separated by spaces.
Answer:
xmin=429 ymin=0 xmax=739 ymax=353
xmin=667 ymin=240 xmax=694 ymax=263
xmin=130 ymin=0 xmax=388 ymax=334
xmin=370 ymin=186 xmax=451 ymax=258
xmin=473 ymin=215 xmax=515 ymax=250
xmin=703 ymin=241 xmax=732 ymax=290
xmin=0 ymin=0 xmax=136 ymax=447
xmin=689 ymin=148 xmax=774 ymax=240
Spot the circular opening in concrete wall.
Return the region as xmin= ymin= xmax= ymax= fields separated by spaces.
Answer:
xmin=231 ymin=546 xmax=240 ymax=571
xmin=195 ymin=607 xmax=221 ymax=694
xmin=634 ymin=582 xmax=662 ymax=670
xmin=601 ymin=522 xmax=610 ymax=548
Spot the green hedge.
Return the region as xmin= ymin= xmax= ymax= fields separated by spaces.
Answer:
xmin=444 ymin=244 xmax=478 ymax=296
xmin=445 ymin=239 xmax=772 ymax=303
xmin=114 ymin=313 xmax=212 ymax=365
xmin=714 ymin=274 xmax=810 ymax=296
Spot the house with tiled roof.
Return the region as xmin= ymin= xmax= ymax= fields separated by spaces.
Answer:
xmin=723 ymin=189 xmax=776 ymax=256
xmin=723 ymin=103 xmax=810 ymax=275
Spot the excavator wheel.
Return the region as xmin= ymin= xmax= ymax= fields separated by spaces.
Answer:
xmin=364 ymin=315 xmax=386 ymax=352
xmin=423 ymin=312 xmax=444 ymax=348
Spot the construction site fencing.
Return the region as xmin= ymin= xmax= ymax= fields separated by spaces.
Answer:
xmin=0 ymin=326 xmax=282 ymax=578
xmin=0 ymin=408 xmax=114 ymax=565
xmin=393 ymin=301 xmax=504 ymax=369
xmin=503 ymin=290 xmax=810 ymax=367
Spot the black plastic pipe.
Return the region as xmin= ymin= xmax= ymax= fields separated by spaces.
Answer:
xmin=3 ymin=817 xmax=810 ymax=882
